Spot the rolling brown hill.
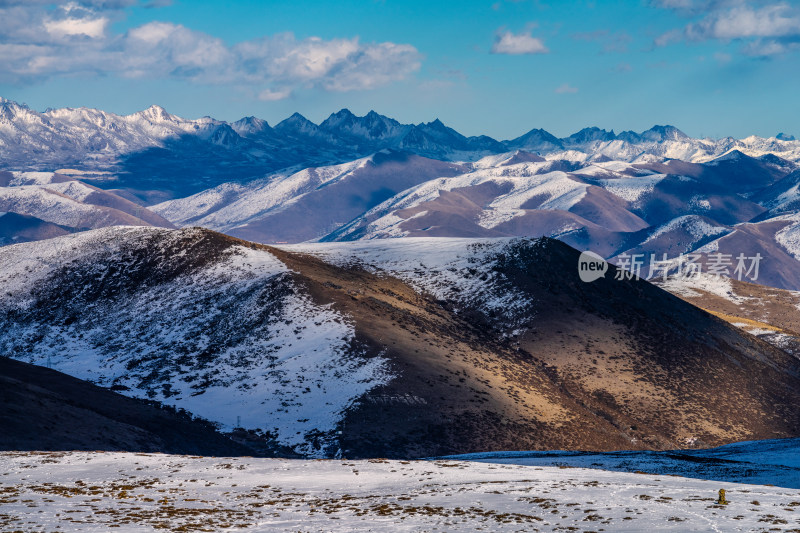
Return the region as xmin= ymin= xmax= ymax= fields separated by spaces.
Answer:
xmin=2 ymin=227 xmax=800 ymax=458
xmin=280 ymin=238 xmax=800 ymax=457
xmin=655 ymin=273 xmax=800 ymax=359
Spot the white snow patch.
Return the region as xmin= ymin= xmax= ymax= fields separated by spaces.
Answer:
xmin=776 ymin=216 xmax=800 ymax=260
xmin=643 ymin=215 xmax=730 ymax=245
xmin=477 ymin=171 xmax=588 ymax=229
xmin=658 ymin=273 xmax=750 ymax=304
xmin=284 ymin=237 xmax=538 ymax=327
xmin=689 ymin=195 xmax=712 ymax=210
xmin=595 ymin=174 xmax=665 ymax=203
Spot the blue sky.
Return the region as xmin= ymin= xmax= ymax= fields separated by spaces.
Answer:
xmin=1 ymin=0 xmax=798 ymax=139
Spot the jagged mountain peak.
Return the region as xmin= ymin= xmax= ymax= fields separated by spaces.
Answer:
xmin=138 ymin=104 xmax=171 ymax=120
xmin=616 ymin=130 xmax=641 ymax=143
xmin=325 ymin=108 xmax=357 ymax=122
xmin=416 ymin=118 xmax=468 ymax=142
xmin=274 ymin=112 xmax=319 ymax=133
xmin=0 ymin=97 xmax=31 ymax=113
xmin=231 ymin=115 xmax=271 ymax=136
xmin=319 ymin=108 xmax=357 ymax=130
xmin=362 ymin=109 xmax=402 ymax=129
xmin=285 ymin=111 xmax=312 ymax=122
xmin=423 ymin=118 xmax=451 ymax=131
xmin=640 ymin=124 xmax=689 ymax=142
xmin=0 ymin=98 xmax=35 ymax=121
xmin=319 ymin=108 xmax=405 ymax=142
xmin=711 ymin=149 xmax=750 ymax=162
xmin=507 ymin=127 xmax=562 ymax=149
xmin=564 ymin=126 xmax=616 ymax=144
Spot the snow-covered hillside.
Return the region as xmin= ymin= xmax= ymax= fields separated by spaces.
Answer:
xmin=0 ymin=227 xmax=393 ymax=457
xmin=283 ymin=237 xmax=537 ymax=329
xmin=2 ymin=450 xmax=800 ymax=532
xmin=151 ymin=151 xmax=465 ymax=237
xmin=5 ymin=227 xmax=800 ymax=458
xmin=0 ymin=171 xmax=173 ymax=230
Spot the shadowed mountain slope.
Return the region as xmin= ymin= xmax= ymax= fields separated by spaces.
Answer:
xmin=0 ymin=212 xmax=72 ymax=245
xmin=0 ymin=356 xmax=256 ymax=455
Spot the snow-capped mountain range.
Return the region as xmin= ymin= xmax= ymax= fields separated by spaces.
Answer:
xmin=2 ymin=96 xmax=800 ymax=199
xmin=4 ymin=97 xmax=800 ymax=290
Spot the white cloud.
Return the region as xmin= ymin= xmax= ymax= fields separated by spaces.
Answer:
xmin=0 ymin=1 xmax=422 ymax=96
xmin=491 ymin=29 xmax=549 ymax=54
xmin=257 ymin=88 xmax=292 ymax=101
xmin=654 ymin=28 xmax=684 ymax=47
xmin=44 ymin=15 xmax=108 ymax=39
xmin=654 ymin=1 xmax=800 ymax=57
xmin=653 ymin=0 xmax=695 ymax=8
xmin=686 ymin=3 xmax=800 ymax=40
xmin=741 ymin=38 xmax=800 ymax=56
xmin=127 ymin=20 xmax=178 ymax=43
xmin=555 ymin=83 xmax=578 ymax=94
xmin=122 ymin=22 xmax=231 ymax=80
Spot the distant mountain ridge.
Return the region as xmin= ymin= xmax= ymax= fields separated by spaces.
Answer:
xmin=2 ymin=97 xmax=799 ymax=201
xmin=4 ymin=97 xmax=800 ymax=291
xmin=148 ymin=148 xmax=800 ymax=290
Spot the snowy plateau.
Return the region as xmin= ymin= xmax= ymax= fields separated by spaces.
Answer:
xmin=2 ymin=444 xmax=800 ymax=532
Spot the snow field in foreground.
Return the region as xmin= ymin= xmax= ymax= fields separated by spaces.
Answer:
xmin=2 ymin=451 xmax=799 ymax=532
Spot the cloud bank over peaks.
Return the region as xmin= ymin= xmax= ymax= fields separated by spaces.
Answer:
xmin=0 ymin=1 xmax=422 ymax=98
